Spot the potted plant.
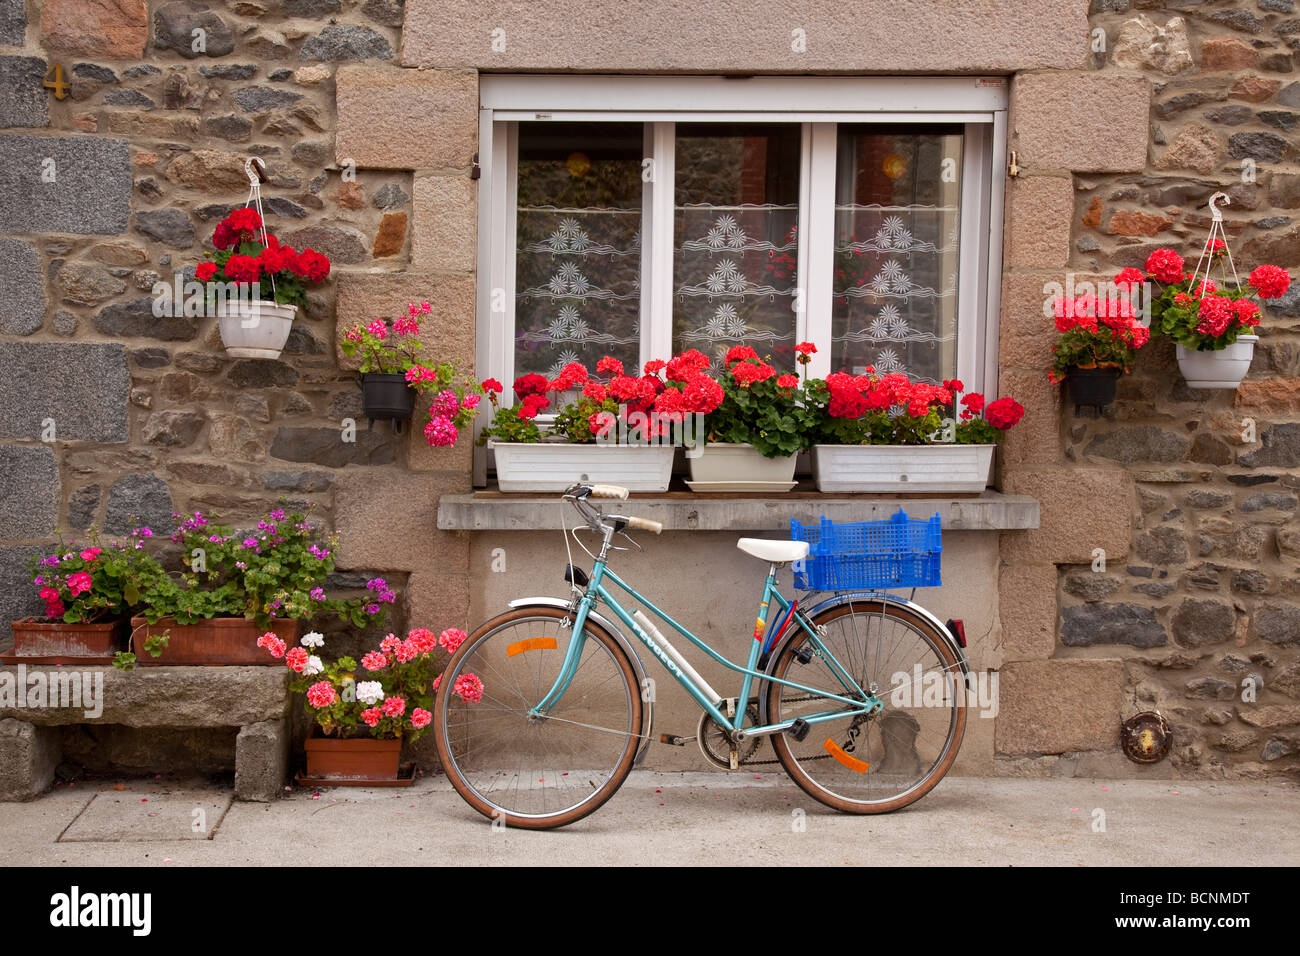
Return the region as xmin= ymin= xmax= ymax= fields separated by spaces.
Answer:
xmin=192 ymin=206 xmax=331 ymax=360
xmin=676 ymin=345 xmax=807 ymax=492
xmin=1048 ymin=290 xmax=1150 ymax=417
xmin=6 ymin=525 xmax=161 ymax=664
xmin=262 ymin=625 xmax=472 ymax=783
xmin=340 ymin=301 xmax=483 ymax=434
xmin=806 ymin=370 xmax=1023 ymax=493
xmin=1138 ymin=240 xmax=1292 ymax=390
xmin=116 ymin=506 xmax=392 ymax=669
xmin=479 ymin=356 xmax=678 ymax=492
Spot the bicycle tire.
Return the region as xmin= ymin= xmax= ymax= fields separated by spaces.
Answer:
xmin=432 ymin=605 xmax=643 ymax=830
xmin=765 ymin=600 xmax=966 ymax=814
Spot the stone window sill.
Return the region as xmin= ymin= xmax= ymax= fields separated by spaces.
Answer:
xmin=437 ymin=487 xmax=1040 ymax=532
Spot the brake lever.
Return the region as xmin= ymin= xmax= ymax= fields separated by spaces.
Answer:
xmin=616 ymin=530 xmax=643 ymax=553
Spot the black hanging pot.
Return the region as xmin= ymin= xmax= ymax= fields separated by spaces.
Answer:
xmin=357 ymin=373 xmax=416 ymax=431
xmin=1065 ymin=366 xmax=1121 ymax=418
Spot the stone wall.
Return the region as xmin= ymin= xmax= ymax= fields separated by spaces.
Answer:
xmin=997 ymin=2 xmax=1300 ymax=779
xmin=0 ymin=0 xmax=474 ymax=655
xmin=2 ymin=0 xmax=1297 ymax=782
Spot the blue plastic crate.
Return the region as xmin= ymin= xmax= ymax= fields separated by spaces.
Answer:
xmin=790 ymin=510 xmax=942 ymax=591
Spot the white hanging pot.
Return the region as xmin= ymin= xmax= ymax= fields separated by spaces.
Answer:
xmin=1176 ymin=334 xmax=1258 ymax=389
xmin=217 ymin=298 xmax=297 ymax=360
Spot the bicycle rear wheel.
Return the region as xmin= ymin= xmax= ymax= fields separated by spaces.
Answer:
xmin=765 ymin=600 xmax=966 ymax=814
xmin=433 ymin=605 xmax=643 ymax=829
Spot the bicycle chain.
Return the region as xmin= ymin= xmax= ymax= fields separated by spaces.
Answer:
xmin=733 ymin=694 xmax=863 ymax=767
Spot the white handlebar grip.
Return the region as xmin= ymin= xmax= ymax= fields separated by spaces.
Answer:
xmin=589 ymin=484 xmax=629 ymax=500
xmin=627 ymin=516 xmax=664 ymax=535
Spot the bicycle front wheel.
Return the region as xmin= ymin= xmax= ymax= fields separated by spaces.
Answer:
xmin=765 ymin=600 xmax=966 ymax=814
xmin=432 ymin=605 xmax=643 ymax=829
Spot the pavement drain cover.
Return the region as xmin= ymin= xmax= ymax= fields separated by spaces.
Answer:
xmin=58 ymin=791 xmax=233 ymax=842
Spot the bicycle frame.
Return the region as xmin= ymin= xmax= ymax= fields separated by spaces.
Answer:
xmin=530 ymin=557 xmax=884 ymax=737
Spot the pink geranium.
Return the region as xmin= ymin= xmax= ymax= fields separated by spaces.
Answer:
xmin=407 ymin=628 xmax=437 ymax=653
xmin=79 ymin=548 xmax=102 ymax=561
xmin=360 ymin=650 xmax=388 ymax=671
xmin=257 ymin=632 xmax=287 ymax=658
xmin=66 ymin=572 xmax=92 ymax=597
xmin=306 ymin=681 xmax=337 ymax=708
xmin=410 ymin=708 xmax=431 ymax=729
xmin=284 ymin=647 xmax=309 ymax=673
xmin=381 ymin=695 xmax=406 ymax=717
xmin=439 ymin=628 xmax=467 ymax=654
xmin=360 ymin=707 xmax=382 ymax=727
xmin=453 ymin=673 xmax=484 ymax=703
xmin=380 ymin=634 xmax=401 ymax=655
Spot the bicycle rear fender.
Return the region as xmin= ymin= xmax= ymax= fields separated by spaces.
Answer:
xmin=772 ymin=592 xmax=972 ymax=680
xmin=506 ymin=597 xmax=654 ymax=766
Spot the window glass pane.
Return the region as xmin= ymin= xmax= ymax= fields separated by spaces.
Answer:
xmin=830 ymin=125 xmax=963 ymax=384
xmin=673 ymin=124 xmax=800 ymax=369
xmin=514 ymin=122 xmax=643 ymax=380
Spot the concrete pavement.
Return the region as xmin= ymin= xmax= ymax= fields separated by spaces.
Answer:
xmin=1 ymin=771 xmax=1297 ymax=866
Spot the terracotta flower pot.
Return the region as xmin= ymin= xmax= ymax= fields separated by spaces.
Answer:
xmin=3 ymin=617 xmax=127 ymax=665
xmin=304 ymin=736 xmax=401 ymax=781
xmin=130 ymin=615 xmax=300 ymax=666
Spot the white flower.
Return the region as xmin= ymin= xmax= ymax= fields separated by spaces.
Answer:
xmin=300 ymin=631 xmax=324 ymax=648
xmin=356 ymin=680 xmax=384 ymax=705
xmin=303 ymin=655 xmax=324 ymax=676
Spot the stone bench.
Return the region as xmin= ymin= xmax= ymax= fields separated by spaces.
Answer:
xmin=0 ymin=665 xmax=291 ymax=802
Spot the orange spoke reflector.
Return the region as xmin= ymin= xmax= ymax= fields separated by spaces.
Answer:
xmin=506 ymin=637 xmax=558 ymax=657
xmin=824 ymin=738 xmax=870 ymax=774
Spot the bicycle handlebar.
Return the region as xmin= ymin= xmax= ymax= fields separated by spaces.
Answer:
xmin=588 ymin=484 xmax=629 ymax=500
xmin=626 ymin=515 xmax=663 ymax=535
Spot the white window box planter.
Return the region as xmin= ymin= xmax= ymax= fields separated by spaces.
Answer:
xmin=1176 ymin=334 xmax=1258 ymax=389
xmin=685 ymin=443 xmax=798 ymax=492
xmin=217 ymin=299 xmax=297 ymax=360
xmin=490 ymin=441 xmax=675 ymax=492
xmin=811 ymin=443 xmax=995 ymax=493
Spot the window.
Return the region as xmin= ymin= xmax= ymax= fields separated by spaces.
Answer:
xmin=477 ymin=76 xmax=1007 ymax=407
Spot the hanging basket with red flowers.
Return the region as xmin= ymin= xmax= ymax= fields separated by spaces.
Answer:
xmin=191 ymin=157 xmax=333 ymax=360
xmin=1140 ymin=192 xmax=1292 ymax=389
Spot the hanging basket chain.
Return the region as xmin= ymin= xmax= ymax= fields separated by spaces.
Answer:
xmin=244 ymin=156 xmax=277 ymax=302
xmin=1188 ymin=191 xmax=1241 ymax=297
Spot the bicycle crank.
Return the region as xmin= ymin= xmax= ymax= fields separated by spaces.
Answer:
xmin=696 ymin=701 xmax=762 ymax=770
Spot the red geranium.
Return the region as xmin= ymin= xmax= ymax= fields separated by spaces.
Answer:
xmin=223 ymin=254 xmax=261 ymax=283
xmin=1145 ymin=248 xmax=1185 ymax=284
xmin=291 ymin=248 xmax=330 ymax=283
xmin=194 ymin=262 xmax=217 ymax=281
xmin=518 ymin=394 xmax=550 ymax=419
xmin=985 ymin=397 xmax=1025 ymax=430
xmin=1249 ymin=264 xmax=1291 ymax=300
xmin=513 ymin=373 xmax=548 ymax=399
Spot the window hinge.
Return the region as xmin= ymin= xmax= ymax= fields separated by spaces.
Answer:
xmin=1007 ymin=150 xmax=1019 ymax=179
xmin=470 ymin=152 xmax=481 ymax=180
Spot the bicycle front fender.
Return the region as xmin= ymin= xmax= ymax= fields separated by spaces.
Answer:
xmin=506 ymin=597 xmax=654 ymax=766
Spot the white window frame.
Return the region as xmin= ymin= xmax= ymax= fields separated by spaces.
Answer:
xmin=475 ymin=76 xmax=1008 ymax=482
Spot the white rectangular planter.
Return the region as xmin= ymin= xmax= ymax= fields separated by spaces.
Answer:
xmin=686 ymin=443 xmax=798 ymax=492
xmin=812 ymin=444 xmax=995 ymax=493
xmin=490 ymin=441 xmax=674 ymax=492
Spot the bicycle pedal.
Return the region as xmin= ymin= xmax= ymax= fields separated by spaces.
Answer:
xmin=788 ymin=718 xmax=811 ymax=742
xmin=793 ymin=646 xmax=813 ymax=665
xmin=659 ymin=733 xmax=692 ymax=747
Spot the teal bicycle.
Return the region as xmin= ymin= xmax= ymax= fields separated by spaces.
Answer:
xmin=433 ymin=482 xmax=970 ymax=829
